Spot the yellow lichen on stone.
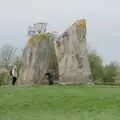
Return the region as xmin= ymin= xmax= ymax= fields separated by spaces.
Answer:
xmin=27 ymin=36 xmax=33 ymax=47
xmin=34 ymin=33 xmax=48 ymax=40
xmin=26 ymin=33 xmax=49 ymax=47
xmin=79 ymin=19 xmax=86 ymax=28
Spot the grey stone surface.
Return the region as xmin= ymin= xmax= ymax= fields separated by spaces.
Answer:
xmin=18 ymin=19 xmax=92 ymax=85
xmin=55 ymin=20 xmax=92 ymax=84
xmin=18 ymin=38 xmax=58 ymax=84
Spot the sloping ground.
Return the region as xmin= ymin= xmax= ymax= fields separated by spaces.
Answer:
xmin=0 ymin=85 xmax=120 ymax=120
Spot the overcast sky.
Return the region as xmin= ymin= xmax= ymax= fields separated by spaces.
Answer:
xmin=0 ymin=0 xmax=120 ymax=63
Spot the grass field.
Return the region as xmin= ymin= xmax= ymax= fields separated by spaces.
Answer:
xmin=0 ymin=85 xmax=120 ymax=120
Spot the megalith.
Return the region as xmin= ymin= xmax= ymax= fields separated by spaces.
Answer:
xmin=18 ymin=20 xmax=92 ymax=85
xmin=18 ymin=33 xmax=58 ymax=84
xmin=55 ymin=19 xmax=92 ymax=84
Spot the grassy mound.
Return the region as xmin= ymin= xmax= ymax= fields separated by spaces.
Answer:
xmin=0 ymin=85 xmax=120 ymax=120
xmin=0 ymin=72 xmax=10 ymax=85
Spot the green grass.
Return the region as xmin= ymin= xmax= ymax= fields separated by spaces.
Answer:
xmin=0 ymin=85 xmax=120 ymax=120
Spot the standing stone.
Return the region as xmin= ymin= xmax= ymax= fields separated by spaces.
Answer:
xmin=18 ymin=20 xmax=92 ymax=85
xmin=18 ymin=34 xmax=58 ymax=84
xmin=55 ymin=19 xmax=92 ymax=84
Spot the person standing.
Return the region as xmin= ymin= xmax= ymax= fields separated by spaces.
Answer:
xmin=45 ymin=72 xmax=54 ymax=85
xmin=11 ymin=65 xmax=18 ymax=85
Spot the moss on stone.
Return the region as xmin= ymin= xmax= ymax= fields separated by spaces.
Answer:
xmin=34 ymin=33 xmax=48 ymax=40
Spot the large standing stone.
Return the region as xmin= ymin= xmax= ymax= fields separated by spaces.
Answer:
xmin=18 ymin=34 xmax=58 ymax=84
xmin=18 ymin=19 xmax=92 ymax=85
xmin=55 ymin=19 xmax=92 ymax=84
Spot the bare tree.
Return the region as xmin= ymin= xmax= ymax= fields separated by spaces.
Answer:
xmin=0 ymin=44 xmax=17 ymax=69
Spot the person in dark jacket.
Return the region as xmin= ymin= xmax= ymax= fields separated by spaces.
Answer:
xmin=45 ymin=72 xmax=54 ymax=85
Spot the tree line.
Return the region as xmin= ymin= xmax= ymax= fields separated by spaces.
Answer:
xmin=88 ymin=50 xmax=120 ymax=84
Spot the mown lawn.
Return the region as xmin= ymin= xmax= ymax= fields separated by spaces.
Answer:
xmin=0 ymin=85 xmax=120 ymax=120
